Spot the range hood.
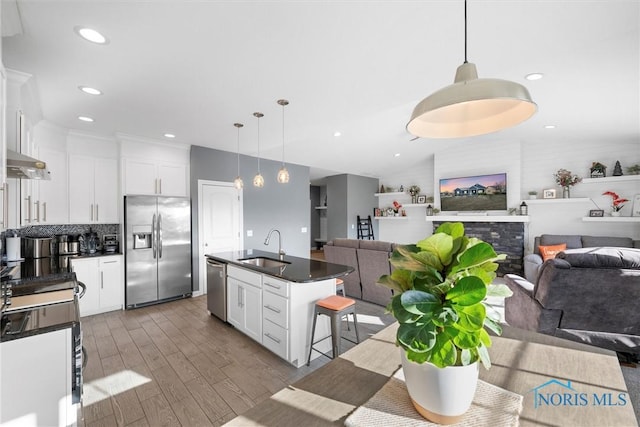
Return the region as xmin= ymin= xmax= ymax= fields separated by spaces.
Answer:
xmin=6 ymin=149 xmax=50 ymax=180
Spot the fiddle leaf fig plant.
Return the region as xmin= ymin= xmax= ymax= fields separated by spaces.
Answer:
xmin=379 ymin=222 xmax=512 ymax=369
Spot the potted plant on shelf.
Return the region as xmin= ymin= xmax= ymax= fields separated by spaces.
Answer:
xmin=554 ymin=168 xmax=582 ymax=198
xmin=603 ymin=191 xmax=629 ymax=217
xmin=408 ymin=185 xmax=421 ymax=203
xmin=378 ymin=222 xmax=512 ymax=424
xmin=528 ymin=190 xmax=538 ymax=200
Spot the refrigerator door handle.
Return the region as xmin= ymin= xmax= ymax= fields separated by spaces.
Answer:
xmin=158 ymin=214 xmax=163 ymax=258
xmin=152 ymin=213 xmax=157 ymax=259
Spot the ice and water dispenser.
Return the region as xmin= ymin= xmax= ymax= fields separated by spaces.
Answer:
xmin=132 ymin=226 xmax=153 ymax=249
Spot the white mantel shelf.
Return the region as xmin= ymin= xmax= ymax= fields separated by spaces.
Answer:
xmin=428 ymin=215 xmax=530 ymax=223
xmin=527 ymin=198 xmax=590 ymax=204
xmin=374 ymin=216 xmax=408 ymax=220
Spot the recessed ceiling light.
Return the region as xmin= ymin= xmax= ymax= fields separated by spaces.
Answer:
xmin=74 ymin=26 xmax=109 ymax=44
xmin=544 ymin=125 xmax=556 ymax=129
xmin=78 ymin=116 xmax=94 ymax=122
xmin=333 ymin=131 xmax=341 ymax=137
xmin=394 ymin=153 xmax=401 ymax=157
xmin=78 ymin=86 xmax=102 ymax=95
xmin=525 ymin=73 xmax=544 ymax=81
xmin=164 ymin=133 xmax=176 ymax=138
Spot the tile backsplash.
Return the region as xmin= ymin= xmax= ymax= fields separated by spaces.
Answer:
xmin=5 ymin=224 xmax=120 ymax=241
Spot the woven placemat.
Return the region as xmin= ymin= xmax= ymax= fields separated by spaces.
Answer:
xmin=344 ymin=368 xmax=523 ymax=427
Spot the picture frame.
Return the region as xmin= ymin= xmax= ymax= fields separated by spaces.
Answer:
xmin=416 ymin=195 xmax=427 ymax=204
xmin=589 ymin=209 xmax=604 ymax=217
xmin=632 ymin=194 xmax=640 ymax=217
xmin=543 ymin=189 xmax=556 ymax=199
xmin=373 ymin=207 xmax=381 ymax=217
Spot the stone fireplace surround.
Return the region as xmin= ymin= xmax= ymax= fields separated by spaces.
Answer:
xmin=433 ymin=219 xmax=525 ymax=276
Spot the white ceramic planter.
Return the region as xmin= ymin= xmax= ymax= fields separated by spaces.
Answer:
xmin=401 ymin=349 xmax=479 ymax=424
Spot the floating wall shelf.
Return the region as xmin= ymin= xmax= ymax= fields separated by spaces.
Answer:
xmin=582 ymin=175 xmax=640 ymax=184
xmin=374 ymin=192 xmax=405 ymax=197
xmin=582 ymin=216 xmax=640 ymax=223
xmin=527 ymin=198 xmax=590 ymax=204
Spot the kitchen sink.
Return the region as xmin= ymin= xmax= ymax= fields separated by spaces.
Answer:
xmin=239 ymin=257 xmax=290 ymax=268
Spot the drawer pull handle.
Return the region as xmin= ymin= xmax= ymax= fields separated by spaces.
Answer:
xmin=264 ymin=333 xmax=281 ymax=344
xmin=264 ymin=282 xmax=281 ymax=289
xmin=264 ymin=304 xmax=281 ymax=314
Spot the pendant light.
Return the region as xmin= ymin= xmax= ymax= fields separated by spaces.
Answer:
xmin=276 ymin=99 xmax=290 ymax=184
xmin=407 ymin=0 xmax=537 ymax=139
xmin=233 ymin=123 xmax=244 ymax=189
xmin=252 ymin=112 xmax=265 ymax=188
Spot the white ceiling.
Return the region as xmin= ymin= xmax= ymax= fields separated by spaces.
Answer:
xmin=2 ymin=0 xmax=639 ymax=183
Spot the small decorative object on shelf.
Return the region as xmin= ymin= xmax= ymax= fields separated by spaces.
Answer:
xmin=554 ymin=168 xmax=582 ymax=198
xmin=380 ymin=184 xmax=386 ymax=193
xmin=408 ymin=185 xmax=420 ymax=203
xmin=519 ymin=201 xmax=528 ymax=216
xmin=399 ymin=185 xmax=404 ymax=192
xmin=374 ymin=207 xmax=381 ymax=217
xmin=633 ymin=194 xmax=640 ymax=217
xmin=508 ymin=207 xmax=517 ymax=215
xmin=626 ymin=164 xmax=640 ymax=175
xmin=603 ymin=191 xmax=628 ymax=216
xmin=590 ymin=162 xmax=607 ymax=178
xmin=392 ymin=200 xmax=402 ymax=216
xmin=543 ymin=188 xmax=556 ymax=199
xmin=528 ymin=190 xmax=538 ymax=200
xmin=589 ymin=209 xmax=604 ymax=217
xmin=417 ymin=195 xmax=427 ymax=204
xmin=613 ymin=161 xmax=623 ymax=176
xmin=426 ymin=204 xmax=434 ymax=216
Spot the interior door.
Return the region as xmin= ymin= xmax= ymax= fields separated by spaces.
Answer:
xmin=199 ymin=181 xmax=242 ymax=294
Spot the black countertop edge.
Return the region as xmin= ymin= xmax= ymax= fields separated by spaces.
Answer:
xmin=0 ymin=318 xmax=79 ymax=342
xmin=70 ymin=251 xmax=123 ymax=259
xmin=205 ymin=249 xmax=354 ymax=283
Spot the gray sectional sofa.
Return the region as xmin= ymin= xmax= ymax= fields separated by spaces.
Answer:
xmin=505 ymin=234 xmax=640 ymax=354
xmin=324 ymin=239 xmax=395 ymax=307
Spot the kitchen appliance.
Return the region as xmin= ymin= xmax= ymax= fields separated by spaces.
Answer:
xmin=22 ymin=236 xmax=53 ymax=259
xmin=67 ymin=234 xmax=80 ymax=255
xmin=5 ymin=235 xmax=21 ymax=261
xmin=6 ymin=149 xmax=50 ymax=180
xmin=206 ymin=257 xmax=227 ymax=321
xmin=102 ymin=234 xmax=119 ymax=253
xmin=124 ymin=196 xmax=192 ymax=308
xmin=79 ymin=230 xmax=99 ymax=254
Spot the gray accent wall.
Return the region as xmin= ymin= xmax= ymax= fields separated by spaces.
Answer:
xmin=190 ymin=145 xmax=310 ymax=292
xmin=325 ymin=174 xmax=379 ymax=241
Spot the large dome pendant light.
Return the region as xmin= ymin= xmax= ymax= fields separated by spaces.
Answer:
xmin=407 ymin=0 xmax=537 ymax=139
xmin=252 ymin=112 xmax=265 ymax=188
xmin=233 ymin=123 xmax=244 ymax=190
xmin=276 ymin=99 xmax=290 ymax=184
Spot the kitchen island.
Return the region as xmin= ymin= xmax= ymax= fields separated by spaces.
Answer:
xmin=206 ymin=250 xmax=354 ymax=368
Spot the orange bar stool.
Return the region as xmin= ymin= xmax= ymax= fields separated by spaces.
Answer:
xmin=335 ymin=278 xmax=345 ymax=296
xmin=307 ymin=295 xmax=360 ymax=365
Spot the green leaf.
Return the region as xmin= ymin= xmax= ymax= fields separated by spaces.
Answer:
xmin=429 ymin=334 xmax=457 ymax=368
xmin=456 ymin=304 xmax=486 ymax=331
xmin=478 ymin=344 xmax=492 ymax=369
xmin=479 ymin=328 xmax=493 ymax=347
xmin=417 ymin=233 xmax=454 ymax=266
xmin=483 ymin=315 xmax=502 ymax=337
xmin=434 ymin=222 xmax=465 ymax=238
xmin=446 ymin=276 xmax=486 ymax=306
xmin=406 ymin=349 xmax=428 ymax=364
xmin=486 ymin=283 xmax=514 ymax=298
xmin=389 ymin=245 xmax=425 ymax=271
xmin=400 ymin=290 xmax=440 ymax=316
xmin=390 ymin=294 xmax=420 ymax=324
xmin=397 ymin=321 xmax=437 ymax=353
xmin=453 ymin=329 xmax=480 ymax=349
xmin=460 ymin=348 xmax=473 ymax=366
xmin=452 ymin=242 xmax=504 ymax=274
xmin=411 ymin=250 xmax=444 ymax=271
xmin=378 ymin=268 xmax=412 ymax=293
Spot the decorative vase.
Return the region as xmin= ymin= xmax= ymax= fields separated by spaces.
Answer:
xmin=611 ymin=211 xmax=621 ymax=217
xmin=400 ymin=350 xmax=479 ymax=425
xmin=562 ymin=187 xmax=570 ymax=198
xmin=411 ymin=195 xmax=417 ymax=204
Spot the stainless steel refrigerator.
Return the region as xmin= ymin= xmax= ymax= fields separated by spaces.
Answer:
xmin=124 ymin=195 xmax=192 ymax=308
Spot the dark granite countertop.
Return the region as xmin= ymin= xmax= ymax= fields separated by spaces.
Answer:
xmin=205 ymin=249 xmax=353 ymax=283
xmin=1 ymin=300 xmax=79 ymax=342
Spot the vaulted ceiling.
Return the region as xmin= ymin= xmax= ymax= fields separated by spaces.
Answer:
xmin=2 ymin=1 xmax=638 ymax=182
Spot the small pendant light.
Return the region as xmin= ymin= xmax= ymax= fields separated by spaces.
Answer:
xmin=253 ymin=112 xmax=265 ymax=188
xmin=233 ymin=122 xmax=244 ymax=190
xmin=276 ymin=99 xmax=290 ymax=184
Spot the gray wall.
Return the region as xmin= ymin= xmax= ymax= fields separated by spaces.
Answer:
xmin=346 ymin=174 xmax=379 ymax=239
xmin=325 ymin=174 xmax=379 ymax=241
xmin=190 ymin=145 xmax=310 ymax=291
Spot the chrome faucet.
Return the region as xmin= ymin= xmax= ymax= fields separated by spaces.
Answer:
xmin=264 ymin=228 xmax=285 ymax=260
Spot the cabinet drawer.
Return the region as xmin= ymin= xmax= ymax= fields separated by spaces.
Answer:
xmin=262 ymin=276 xmax=289 ymax=297
xmin=262 ymin=320 xmax=288 ymax=360
xmin=263 ymin=291 xmax=288 ymax=328
xmin=228 ymin=265 xmax=262 ymax=288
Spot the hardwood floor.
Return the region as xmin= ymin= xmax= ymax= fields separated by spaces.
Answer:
xmin=78 ymin=295 xmax=395 ymax=426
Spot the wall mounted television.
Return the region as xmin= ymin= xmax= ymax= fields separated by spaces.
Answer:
xmin=439 ymin=173 xmax=507 ymax=211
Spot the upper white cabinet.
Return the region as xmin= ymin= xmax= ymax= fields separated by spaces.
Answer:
xmin=69 ymin=155 xmax=119 ymax=223
xmin=23 ymin=146 xmax=68 ymax=224
xmin=120 ymin=135 xmax=190 ymax=197
xmin=123 ymin=158 xmax=188 ymax=197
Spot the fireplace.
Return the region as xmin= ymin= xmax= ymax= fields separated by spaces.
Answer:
xmin=433 ymin=220 xmax=525 ymax=276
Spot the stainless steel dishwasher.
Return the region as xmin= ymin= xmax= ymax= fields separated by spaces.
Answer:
xmin=206 ymin=258 xmax=227 ymax=321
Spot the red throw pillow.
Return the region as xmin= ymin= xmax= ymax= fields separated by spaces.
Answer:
xmin=539 ymin=244 xmax=567 ymax=261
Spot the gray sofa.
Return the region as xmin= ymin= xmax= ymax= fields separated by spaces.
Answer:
xmin=324 ymin=239 xmax=394 ymax=307
xmin=505 ymin=246 xmax=640 ymax=354
xmin=524 ymin=234 xmax=640 ymax=283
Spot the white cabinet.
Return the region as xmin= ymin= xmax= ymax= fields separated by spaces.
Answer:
xmin=73 ymin=255 xmax=123 ymax=316
xmin=227 ymin=265 xmax=262 ymax=342
xmin=69 ymin=155 xmax=119 ymax=223
xmin=1 ymin=328 xmax=77 ymax=426
xmin=124 ymin=158 xmax=188 ymax=197
xmin=21 ymin=146 xmax=68 ymax=224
